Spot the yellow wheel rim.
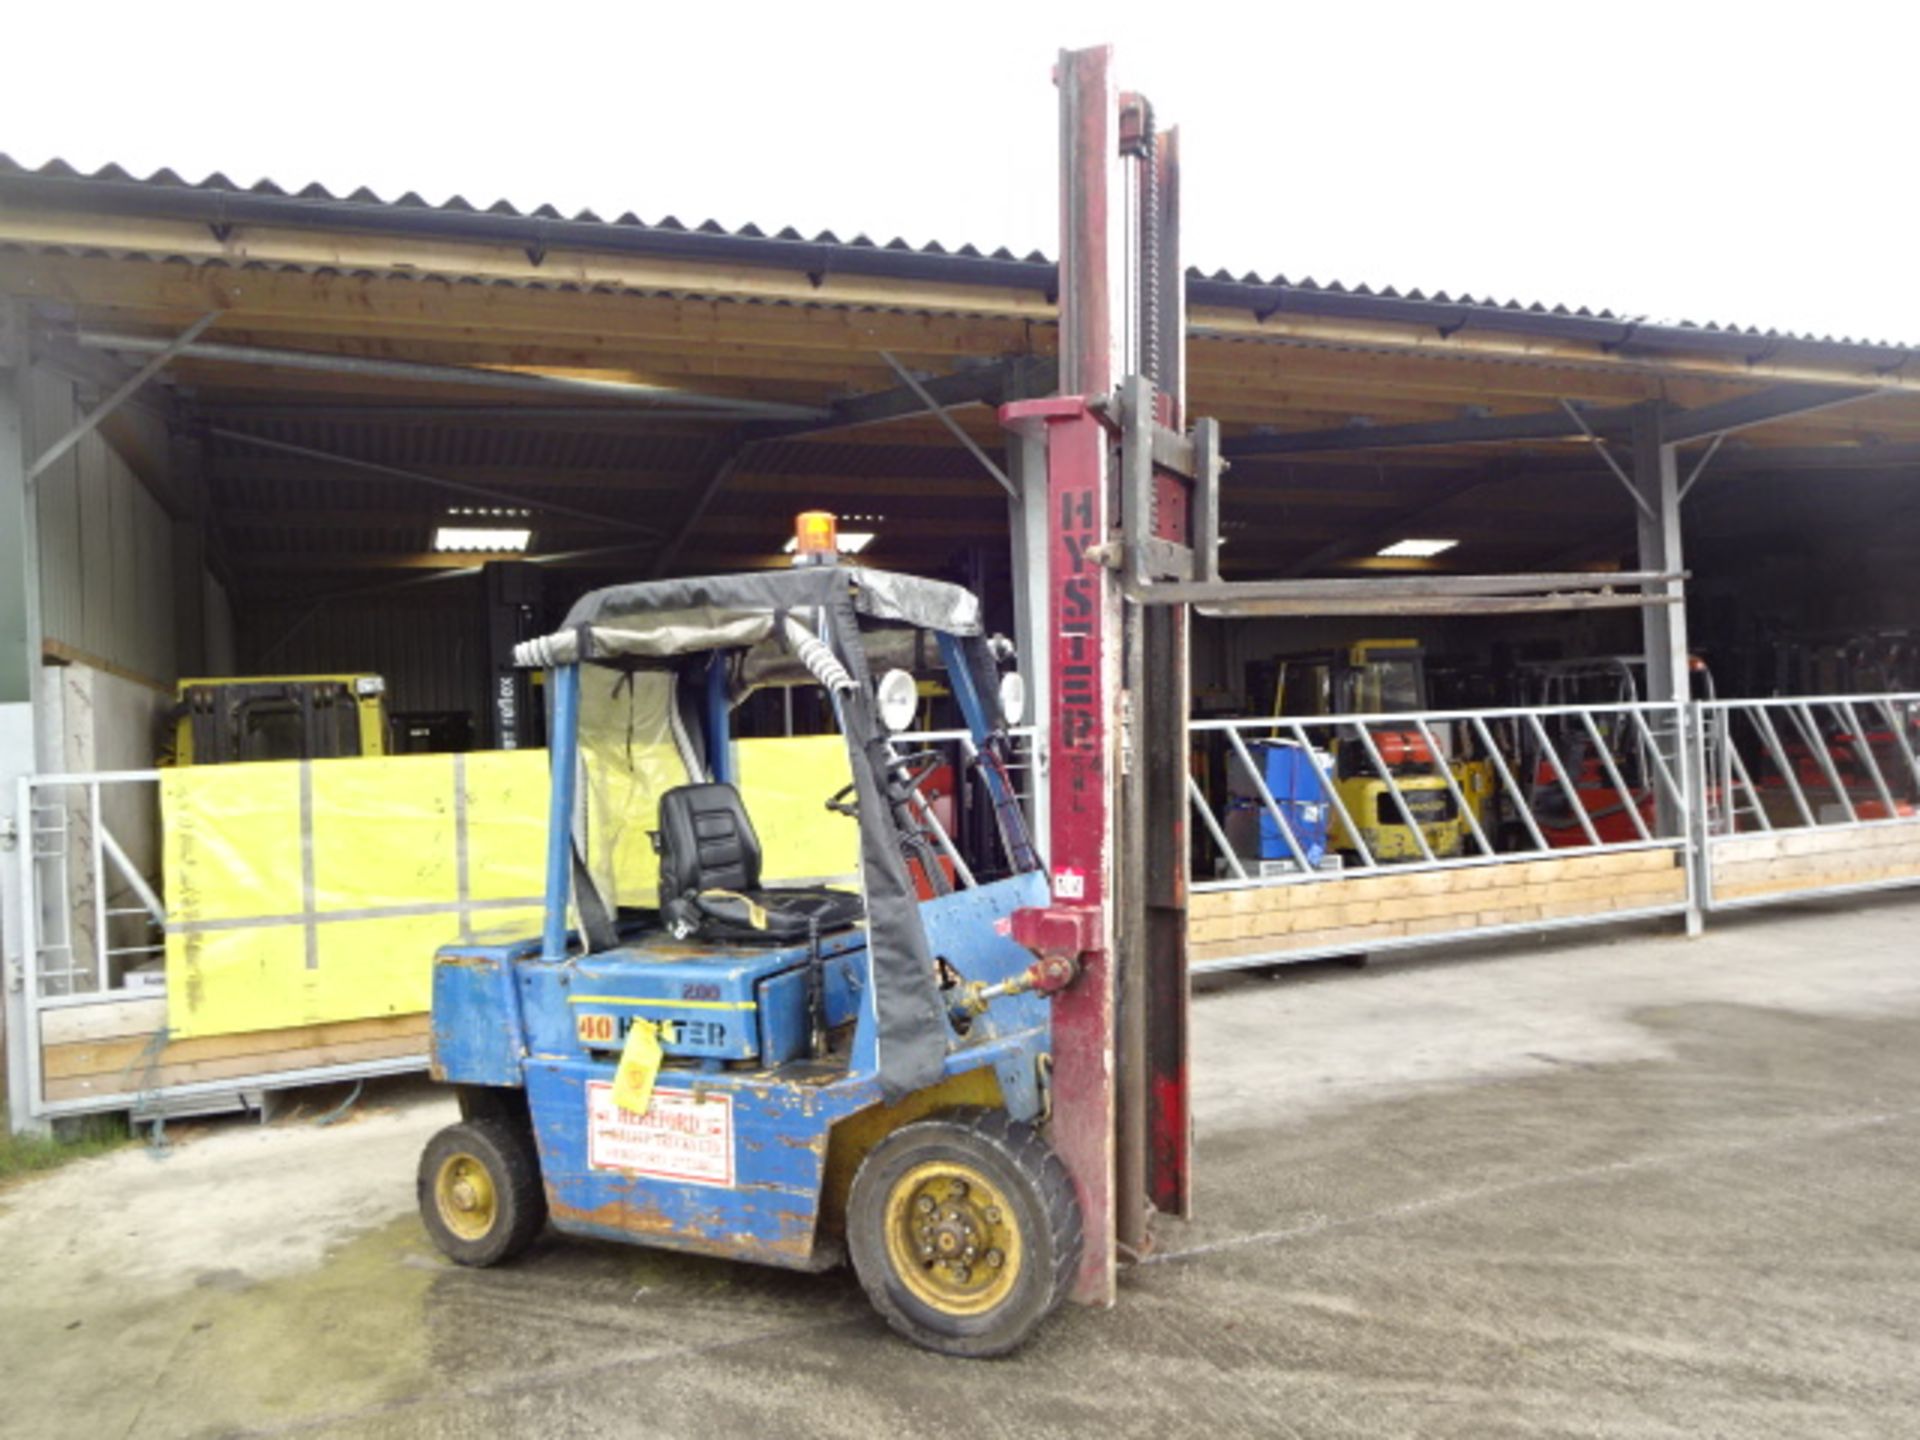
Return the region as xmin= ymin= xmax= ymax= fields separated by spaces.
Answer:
xmin=434 ymin=1152 xmax=498 ymax=1242
xmin=882 ymin=1160 xmax=1023 ymax=1317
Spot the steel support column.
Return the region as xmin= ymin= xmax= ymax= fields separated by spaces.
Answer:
xmin=0 ymin=310 xmax=38 ymax=708
xmin=1 ymin=303 xmax=49 ymax=1133
xmin=1630 ymin=404 xmax=1703 ymax=936
xmin=169 ymin=424 xmax=210 ymax=678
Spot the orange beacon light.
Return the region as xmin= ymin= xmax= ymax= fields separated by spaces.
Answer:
xmin=793 ymin=510 xmax=839 ymax=565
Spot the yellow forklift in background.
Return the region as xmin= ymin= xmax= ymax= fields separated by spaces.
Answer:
xmin=163 ymin=674 xmax=390 ymax=765
xmin=1252 ymin=639 xmax=1483 ymax=862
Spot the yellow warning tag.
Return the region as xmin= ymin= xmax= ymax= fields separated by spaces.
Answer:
xmin=611 ymin=1019 xmax=664 ymax=1116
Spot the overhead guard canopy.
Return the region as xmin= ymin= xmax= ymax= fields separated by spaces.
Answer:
xmin=512 ymin=565 xmax=983 ymax=668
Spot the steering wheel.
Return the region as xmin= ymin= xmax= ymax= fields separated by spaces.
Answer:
xmin=825 ymin=749 xmax=944 ymax=816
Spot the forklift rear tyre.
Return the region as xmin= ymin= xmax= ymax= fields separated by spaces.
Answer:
xmin=847 ymin=1108 xmax=1081 ymax=1358
xmin=418 ymin=1119 xmax=547 ymax=1267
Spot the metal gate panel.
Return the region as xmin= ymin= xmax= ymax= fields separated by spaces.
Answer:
xmin=1698 ymin=693 xmax=1920 ymax=912
xmin=1187 ymin=700 xmax=1696 ymax=971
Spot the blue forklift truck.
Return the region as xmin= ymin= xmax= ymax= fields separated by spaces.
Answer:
xmin=417 ymin=529 xmax=1083 ymax=1356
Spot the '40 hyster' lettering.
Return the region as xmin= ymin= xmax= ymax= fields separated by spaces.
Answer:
xmin=577 ymin=1012 xmax=730 ymax=1049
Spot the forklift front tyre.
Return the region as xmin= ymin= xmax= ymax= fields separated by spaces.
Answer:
xmin=847 ymin=1108 xmax=1081 ymax=1358
xmin=418 ymin=1119 xmax=547 ymax=1267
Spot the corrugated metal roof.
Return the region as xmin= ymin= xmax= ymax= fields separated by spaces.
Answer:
xmin=0 ymin=154 xmax=1056 ymax=265
xmin=5 ymin=154 xmax=1913 ymax=355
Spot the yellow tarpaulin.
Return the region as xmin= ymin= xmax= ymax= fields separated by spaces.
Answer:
xmin=163 ymin=739 xmax=857 ymax=1039
xmin=734 ymin=736 xmax=859 ymax=885
xmin=163 ymin=751 xmax=548 ymax=1039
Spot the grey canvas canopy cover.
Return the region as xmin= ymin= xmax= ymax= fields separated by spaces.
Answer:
xmin=512 ymin=565 xmax=982 ymax=669
xmin=514 ymin=564 xmax=981 ymax=1101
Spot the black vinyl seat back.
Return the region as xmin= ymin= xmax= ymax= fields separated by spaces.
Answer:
xmin=657 ymin=783 xmax=762 ymax=898
xmin=655 ymin=782 xmax=865 ymax=942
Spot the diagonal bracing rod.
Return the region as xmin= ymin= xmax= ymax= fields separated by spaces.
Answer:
xmin=1676 ymin=433 xmax=1725 ymax=504
xmin=877 ymin=351 xmax=1016 ymax=497
xmin=1560 ymin=399 xmax=1656 ymax=521
xmin=29 ymin=313 xmax=220 ymax=481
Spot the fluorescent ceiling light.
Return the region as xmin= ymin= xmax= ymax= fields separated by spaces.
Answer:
xmin=782 ymin=531 xmax=875 ymax=555
xmin=435 ymin=526 xmax=532 ymax=552
xmin=1376 ymin=538 xmax=1459 ymax=559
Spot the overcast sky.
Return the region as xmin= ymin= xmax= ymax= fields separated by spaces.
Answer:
xmin=5 ymin=1 xmax=1914 ymax=345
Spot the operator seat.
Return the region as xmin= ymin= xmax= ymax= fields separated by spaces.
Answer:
xmin=655 ymin=782 xmax=866 ymax=942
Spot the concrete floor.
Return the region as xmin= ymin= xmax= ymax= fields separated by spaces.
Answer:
xmin=6 ymin=893 xmax=1920 ymax=1438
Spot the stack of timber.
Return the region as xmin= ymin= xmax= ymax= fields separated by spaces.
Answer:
xmin=38 ymin=998 xmax=427 ymax=1105
xmin=1190 ymin=848 xmax=1688 ymax=966
xmin=1709 ymin=823 xmax=1920 ymax=904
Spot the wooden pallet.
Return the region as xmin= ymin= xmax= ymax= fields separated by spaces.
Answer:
xmin=1190 ymin=848 xmax=1688 ymax=966
xmin=1709 ymin=823 xmax=1920 ymax=904
xmin=38 ymin=997 xmax=428 ymax=1104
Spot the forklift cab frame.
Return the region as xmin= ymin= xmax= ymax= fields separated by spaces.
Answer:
xmin=1251 ymin=640 xmax=1467 ymax=860
xmin=164 ymin=674 xmax=389 ymax=765
xmin=1511 ymin=654 xmax=1718 ymax=844
xmin=421 ymin=557 xmax=1081 ymax=1356
xmin=1264 ymin=639 xmax=1429 ymax=735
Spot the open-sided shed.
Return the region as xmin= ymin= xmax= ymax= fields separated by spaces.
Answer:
xmin=3 ymin=157 xmax=1917 ymax=1129
xmin=4 ymin=157 xmax=1916 ymax=700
